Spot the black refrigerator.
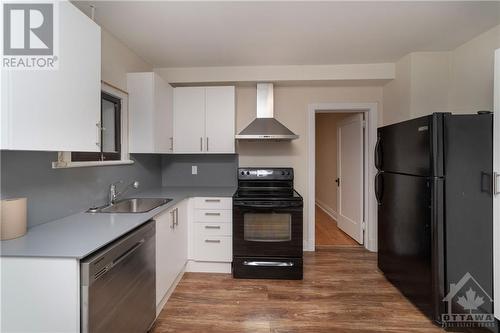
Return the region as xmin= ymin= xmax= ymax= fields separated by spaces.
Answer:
xmin=376 ymin=112 xmax=493 ymax=324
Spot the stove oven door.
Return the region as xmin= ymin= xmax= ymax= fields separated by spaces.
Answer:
xmin=233 ymin=200 xmax=303 ymax=258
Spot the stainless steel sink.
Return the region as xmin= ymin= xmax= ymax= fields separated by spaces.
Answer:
xmin=90 ymin=198 xmax=172 ymax=213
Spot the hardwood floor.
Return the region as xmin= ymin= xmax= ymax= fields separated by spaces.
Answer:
xmin=315 ymin=205 xmax=359 ymax=246
xmin=152 ymin=247 xmax=444 ymax=333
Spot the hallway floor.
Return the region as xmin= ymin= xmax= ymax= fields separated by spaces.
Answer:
xmin=315 ymin=205 xmax=359 ymax=246
xmin=152 ymin=247 xmax=444 ymax=333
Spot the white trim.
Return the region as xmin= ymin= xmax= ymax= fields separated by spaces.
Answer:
xmin=52 ymin=159 xmax=134 ymax=169
xmin=493 ymin=48 xmax=500 ymax=320
xmin=185 ymin=260 xmax=232 ymax=273
xmin=315 ymin=200 xmax=338 ymax=221
xmin=307 ymin=102 xmax=378 ymax=252
xmin=156 ymin=63 xmax=395 ymax=84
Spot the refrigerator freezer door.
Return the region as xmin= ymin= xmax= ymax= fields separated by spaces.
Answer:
xmin=443 ymin=113 xmax=493 ymax=317
xmin=377 ymin=114 xmax=444 ymax=177
xmin=377 ymin=172 xmax=433 ymax=317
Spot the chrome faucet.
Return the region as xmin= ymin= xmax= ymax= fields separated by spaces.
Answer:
xmin=109 ymin=180 xmax=140 ymax=204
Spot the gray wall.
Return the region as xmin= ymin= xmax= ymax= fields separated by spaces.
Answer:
xmin=162 ymin=154 xmax=238 ymax=187
xmin=1 ymin=151 xmax=162 ymax=227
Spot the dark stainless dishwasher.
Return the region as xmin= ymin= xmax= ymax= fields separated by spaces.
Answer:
xmin=80 ymin=221 xmax=156 ymax=333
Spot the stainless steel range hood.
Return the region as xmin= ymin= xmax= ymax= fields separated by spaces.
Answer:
xmin=235 ymin=83 xmax=299 ymax=140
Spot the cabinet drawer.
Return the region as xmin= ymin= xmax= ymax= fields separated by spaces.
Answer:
xmin=194 ymin=222 xmax=232 ymax=237
xmin=194 ymin=209 xmax=232 ymax=223
xmin=193 ymin=235 xmax=232 ymax=262
xmin=194 ymin=197 xmax=232 ymax=210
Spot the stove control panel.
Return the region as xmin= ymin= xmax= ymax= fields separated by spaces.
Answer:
xmin=238 ymin=168 xmax=294 ymax=180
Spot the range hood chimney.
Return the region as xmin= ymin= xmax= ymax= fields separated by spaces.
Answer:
xmin=235 ymin=83 xmax=299 ymax=140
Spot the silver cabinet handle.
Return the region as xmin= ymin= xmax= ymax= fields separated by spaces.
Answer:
xmin=200 ymin=137 xmax=203 ymax=151
xmin=205 ymin=239 xmax=221 ymax=243
xmin=243 ymin=261 xmax=294 ymax=267
xmin=95 ymin=122 xmax=101 ymax=147
xmin=494 ymin=172 xmax=500 ymax=196
xmin=206 ymin=137 xmax=209 ymax=152
xmin=205 ymin=212 xmax=221 ymax=216
xmin=170 ymin=137 xmax=173 ymax=151
xmin=205 ymin=225 xmax=221 ymax=229
xmin=170 ymin=210 xmax=175 ymax=229
xmin=205 ymin=199 xmax=220 ymax=203
xmin=175 ymin=208 xmax=179 ymax=226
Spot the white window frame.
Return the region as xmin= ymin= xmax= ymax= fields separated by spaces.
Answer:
xmin=52 ymin=81 xmax=133 ymax=168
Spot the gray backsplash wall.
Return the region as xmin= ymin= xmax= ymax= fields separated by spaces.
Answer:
xmin=1 ymin=151 xmax=162 ymax=228
xmin=161 ymin=154 xmax=238 ymax=187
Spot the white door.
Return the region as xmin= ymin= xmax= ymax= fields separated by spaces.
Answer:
xmin=173 ymin=87 xmax=206 ymax=153
xmin=336 ymin=113 xmax=364 ymax=244
xmin=1 ymin=2 xmax=100 ymax=151
xmin=205 ymin=86 xmax=235 ymax=153
xmin=493 ymin=49 xmax=500 ymax=320
xmin=154 ymin=73 xmax=174 ymax=153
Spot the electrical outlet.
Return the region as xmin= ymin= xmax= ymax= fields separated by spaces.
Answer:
xmin=192 ymin=165 xmax=198 ymax=175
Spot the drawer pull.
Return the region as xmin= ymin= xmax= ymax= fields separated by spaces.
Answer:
xmin=205 ymin=199 xmax=221 ymax=203
xmin=205 ymin=239 xmax=221 ymax=243
xmin=243 ymin=261 xmax=294 ymax=267
xmin=205 ymin=225 xmax=221 ymax=229
xmin=205 ymin=212 xmax=221 ymax=216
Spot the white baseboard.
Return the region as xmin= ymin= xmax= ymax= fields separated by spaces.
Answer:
xmin=185 ymin=260 xmax=232 ymax=273
xmin=315 ymin=200 xmax=338 ymax=221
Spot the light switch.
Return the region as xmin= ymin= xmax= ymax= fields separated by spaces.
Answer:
xmin=192 ymin=165 xmax=198 ymax=175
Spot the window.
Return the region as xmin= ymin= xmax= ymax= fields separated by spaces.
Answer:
xmin=72 ymin=92 xmax=122 ymax=162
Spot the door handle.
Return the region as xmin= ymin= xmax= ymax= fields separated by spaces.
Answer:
xmin=174 ymin=208 xmax=179 ymax=226
xmin=494 ymin=172 xmax=500 ymax=196
xmin=206 ymin=137 xmax=209 ymax=152
xmin=205 ymin=212 xmax=221 ymax=216
xmin=335 ymin=178 xmax=340 ymax=187
xmin=111 ymin=239 xmax=145 ymax=268
xmin=375 ymin=172 xmax=383 ymax=205
xmin=375 ymin=135 xmax=382 ymax=170
xmin=95 ymin=121 xmax=101 ymax=147
xmin=200 ymin=137 xmax=203 ymax=152
xmin=170 ymin=210 xmax=175 ymax=229
xmin=243 ymin=261 xmax=294 ymax=267
xmin=170 ymin=137 xmax=173 ymax=151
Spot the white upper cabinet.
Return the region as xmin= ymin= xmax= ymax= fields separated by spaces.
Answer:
xmin=1 ymin=2 xmax=101 ymax=151
xmin=173 ymin=87 xmax=206 ymax=153
xmin=173 ymin=86 xmax=235 ymax=154
xmin=205 ymin=87 xmax=236 ymax=153
xmin=128 ymin=72 xmax=173 ymax=153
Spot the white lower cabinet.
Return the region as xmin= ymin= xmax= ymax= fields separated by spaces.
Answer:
xmin=187 ymin=197 xmax=233 ymax=273
xmin=155 ymin=199 xmax=188 ymax=310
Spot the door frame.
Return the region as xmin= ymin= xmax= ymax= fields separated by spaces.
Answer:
xmin=307 ymin=103 xmax=378 ymax=252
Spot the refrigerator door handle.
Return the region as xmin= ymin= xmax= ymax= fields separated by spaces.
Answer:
xmin=375 ymin=172 xmax=383 ymax=205
xmin=375 ymin=135 xmax=382 ymax=170
xmin=494 ymin=172 xmax=500 ymax=196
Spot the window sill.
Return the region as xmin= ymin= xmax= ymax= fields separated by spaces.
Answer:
xmin=52 ymin=160 xmax=134 ymax=169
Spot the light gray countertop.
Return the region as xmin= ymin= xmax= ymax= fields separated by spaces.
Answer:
xmin=0 ymin=186 xmax=236 ymax=259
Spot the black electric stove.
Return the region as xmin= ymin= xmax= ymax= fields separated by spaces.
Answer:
xmin=233 ymin=168 xmax=303 ymax=280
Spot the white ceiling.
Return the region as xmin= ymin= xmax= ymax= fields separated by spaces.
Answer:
xmin=74 ymin=1 xmax=500 ymax=68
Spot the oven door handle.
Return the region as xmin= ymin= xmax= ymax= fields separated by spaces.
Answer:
xmin=234 ymin=202 xmax=302 ymax=209
xmin=243 ymin=261 xmax=294 ymax=267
